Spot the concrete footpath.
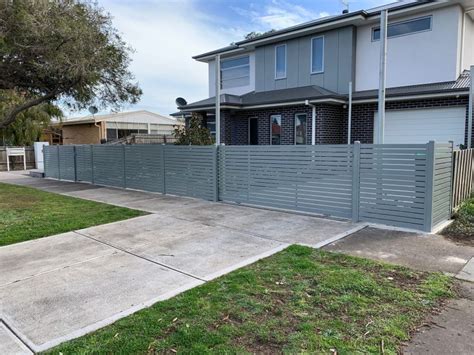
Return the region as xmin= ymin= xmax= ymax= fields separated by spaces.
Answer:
xmin=325 ymin=227 xmax=474 ymax=355
xmin=0 ymin=172 xmax=363 ymax=353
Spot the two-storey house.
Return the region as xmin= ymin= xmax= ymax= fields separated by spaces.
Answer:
xmin=177 ymin=0 xmax=474 ymax=148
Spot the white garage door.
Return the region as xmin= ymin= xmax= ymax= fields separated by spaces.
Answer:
xmin=373 ymin=107 xmax=466 ymax=147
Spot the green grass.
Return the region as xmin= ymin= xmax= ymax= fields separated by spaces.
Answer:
xmin=0 ymin=183 xmax=146 ymax=246
xmin=442 ymin=196 xmax=474 ymax=246
xmin=47 ymin=246 xmax=454 ymax=355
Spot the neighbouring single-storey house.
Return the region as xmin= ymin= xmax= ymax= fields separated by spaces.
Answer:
xmin=176 ymin=0 xmax=474 ymax=148
xmin=50 ymin=110 xmax=182 ymax=145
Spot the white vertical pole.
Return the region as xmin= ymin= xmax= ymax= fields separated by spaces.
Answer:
xmin=377 ymin=9 xmax=388 ymax=144
xmin=468 ymin=65 xmax=473 ymax=149
xmin=348 ymin=81 xmax=353 ymax=144
xmin=215 ymin=54 xmax=221 ymax=145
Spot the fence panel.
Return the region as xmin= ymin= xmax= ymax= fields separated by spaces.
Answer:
xmin=452 ymin=148 xmax=474 ymax=209
xmin=432 ymin=143 xmax=453 ymax=227
xmin=92 ymin=145 xmax=125 ymax=188
xmin=164 ymin=146 xmax=217 ymax=201
xmin=44 ymin=146 xmax=59 ymax=179
xmin=219 ymin=145 xmax=354 ymax=218
xmin=358 ymin=144 xmax=429 ymax=230
xmin=125 ymin=145 xmax=164 ymax=193
xmin=57 ymin=145 xmax=76 ymax=181
xmin=75 ymin=145 xmax=93 ymax=183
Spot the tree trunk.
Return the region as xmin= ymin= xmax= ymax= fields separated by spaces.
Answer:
xmin=0 ymin=92 xmax=57 ymax=129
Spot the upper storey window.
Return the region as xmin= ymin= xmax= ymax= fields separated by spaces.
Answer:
xmin=311 ymin=36 xmax=324 ymax=74
xmin=275 ymin=44 xmax=287 ymax=79
xmin=221 ymin=56 xmax=250 ymax=89
xmin=372 ymin=16 xmax=432 ymax=41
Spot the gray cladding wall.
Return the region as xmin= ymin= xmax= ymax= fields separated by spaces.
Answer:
xmin=255 ymin=26 xmax=356 ymax=94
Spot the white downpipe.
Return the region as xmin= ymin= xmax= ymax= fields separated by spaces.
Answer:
xmin=377 ymin=9 xmax=388 ymax=144
xmin=347 ymin=81 xmax=353 ymax=144
xmin=215 ymin=54 xmax=221 ymax=145
xmin=305 ymin=100 xmax=316 ymax=145
xmin=468 ymin=65 xmax=473 ymax=149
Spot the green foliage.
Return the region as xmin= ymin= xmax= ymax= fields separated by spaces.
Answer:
xmin=0 ymin=183 xmax=146 ymax=246
xmin=0 ymin=0 xmax=142 ymax=128
xmin=173 ymin=113 xmax=214 ymax=145
xmin=0 ymin=90 xmax=63 ymax=145
xmin=48 ymin=246 xmax=453 ymax=354
xmin=442 ymin=196 xmax=474 ymax=245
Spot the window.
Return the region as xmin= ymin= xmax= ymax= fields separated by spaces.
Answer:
xmin=275 ymin=44 xmax=286 ymax=79
xmin=106 ymin=128 xmax=117 ymax=140
xmin=311 ymin=36 xmax=324 ymax=74
xmin=372 ymin=16 xmax=432 ymax=41
xmin=221 ymin=56 xmax=250 ymax=89
xmin=206 ymin=114 xmax=216 ymax=137
xmin=270 ymin=114 xmax=282 ymax=145
xmin=295 ymin=114 xmax=307 ymax=145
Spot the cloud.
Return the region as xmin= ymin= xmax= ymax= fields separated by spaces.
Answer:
xmin=232 ymin=0 xmax=333 ymax=31
xmin=68 ymin=0 xmax=244 ymax=117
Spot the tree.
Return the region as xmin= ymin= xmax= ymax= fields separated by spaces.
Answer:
xmin=0 ymin=90 xmax=63 ymax=146
xmin=173 ymin=113 xmax=214 ymax=145
xmin=0 ymin=0 xmax=142 ymax=129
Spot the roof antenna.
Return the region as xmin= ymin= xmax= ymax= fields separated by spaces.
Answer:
xmin=341 ymin=0 xmax=349 ymax=14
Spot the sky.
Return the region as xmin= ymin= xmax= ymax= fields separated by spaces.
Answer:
xmin=84 ymin=0 xmax=397 ymax=117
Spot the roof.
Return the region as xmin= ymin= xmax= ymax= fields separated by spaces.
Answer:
xmin=178 ymin=71 xmax=471 ymax=111
xmin=193 ymin=1 xmax=434 ymax=61
xmin=178 ymin=85 xmax=345 ymax=110
xmin=61 ymin=110 xmax=180 ymax=126
xmin=353 ymin=70 xmax=472 ymax=100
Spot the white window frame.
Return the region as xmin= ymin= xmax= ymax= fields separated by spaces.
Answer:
xmin=270 ymin=114 xmax=282 ymax=145
xmin=294 ymin=113 xmax=307 ymax=145
xmin=274 ymin=44 xmax=287 ymax=80
xmin=220 ymin=55 xmax=250 ymax=89
xmin=371 ymin=15 xmax=433 ymax=42
xmin=310 ymin=36 xmax=325 ymax=74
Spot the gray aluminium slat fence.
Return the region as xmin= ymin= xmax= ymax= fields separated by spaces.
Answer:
xmin=58 ymin=145 xmax=76 ymax=181
xmin=358 ymin=143 xmax=430 ymax=231
xmin=92 ymin=145 xmax=126 ymax=188
xmin=432 ymin=143 xmax=453 ymax=228
xmin=164 ymin=145 xmax=217 ymax=201
xmin=125 ymin=145 xmax=164 ymax=193
xmin=44 ymin=145 xmax=59 ymax=179
xmin=43 ymin=142 xmax=455 ymax=232
xmin=219 ymin=145 xmax=354 ymax=218
xmin=75 ymin=145 xmax=93 ymax=183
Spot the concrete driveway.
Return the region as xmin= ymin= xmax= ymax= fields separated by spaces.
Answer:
xmin=0 ymin=172 xmax=362 ymax=353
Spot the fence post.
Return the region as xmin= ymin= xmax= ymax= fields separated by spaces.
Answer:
xmin=424 ymin=141 xmax=435 ymax=232
xmin=122 ymin=144 xmax=127 ymax=188
xmin=91 ymin=145 xmax=95 ymax=184
xmin=213 ymin=145 xmax=219 ymax=202
xmin=351 ymin=141 xmax=361 ymax=223
xmin=57 ymin=145 xmax=61 ymax=180
xmin=73 ymin=145 xmax=78 ymax=182
xmin=161 ymin=144 xmax=166 ymax=194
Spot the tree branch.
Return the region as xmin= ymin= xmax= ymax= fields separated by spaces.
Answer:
xmin=0 ymin=91 xmax=58 ymax=129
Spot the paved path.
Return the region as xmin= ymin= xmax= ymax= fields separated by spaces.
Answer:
xmin=0 ymin=172 xmax=362 ymax=353
xmin=324 ymin=227 xmax=474 ymax=355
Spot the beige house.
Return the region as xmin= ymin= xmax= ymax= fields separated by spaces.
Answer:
xmin=58 ymin=110 xmax=182 ymax=145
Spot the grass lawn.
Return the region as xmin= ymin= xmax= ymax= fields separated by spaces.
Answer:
xmin=0 ymin=183 xmax=146 ymax=246
xmin=47 ymin=246 xmax=454 ymax=354
xmin=442 ymin=196 xmax=474 ymax=246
